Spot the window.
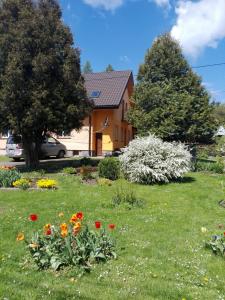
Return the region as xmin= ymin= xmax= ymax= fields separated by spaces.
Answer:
xmin=90 ymin=91 xmax=101 ymax=98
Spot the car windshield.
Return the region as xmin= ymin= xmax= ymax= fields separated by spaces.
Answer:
xmin=7 ymin=135 xmax=22 ymax=144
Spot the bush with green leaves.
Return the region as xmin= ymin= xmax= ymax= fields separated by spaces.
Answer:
xmin=98 ymin=158 xmax=120 ymax=181
xmin=62 ymin=167 xmax=77 ymax=175
xmin=119 ymin=134 xmax=191 ymax=184
xmin=0 ymin=168 xmax=21 ymax=187
xmin=80 ymin=157 xmax=92 ymax=166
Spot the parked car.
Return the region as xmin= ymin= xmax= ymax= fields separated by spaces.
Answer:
xmin=6 ymin=135 xmax=67 ymax=161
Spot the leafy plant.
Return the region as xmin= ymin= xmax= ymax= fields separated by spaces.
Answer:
xmin=112 ymin=186 xmax=144 ymax=208
xmin=119 ymin=134 xmax=191 ymax=184
xmin=62 ymin=167 xmax=77 ymax=175
xmin=80 ymin=157 xmax=92 ymax=166
xmin=37 ymin=179 xmax=57 ymax=189
xmin=13 ymin=178 xmax=30 ymax=190
xmin=195 ymin=158 xmax=224 ymax=174
xmin=206 ymin=233 xmax=225 ymax=256
xmin=0 ymin=168 xmax=21 ymax=187
xmin=18 ymin=212 xmax=116 ymax=272
xmin=98 ymin=158 xmax=120 ymax=181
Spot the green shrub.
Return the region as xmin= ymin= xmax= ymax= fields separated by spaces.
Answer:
xmin=80 ymin=157 xmax=92 ymax=166
xmin=62 ymin=167 xmax=77 ymax=175
xmin=206 ymin=234 xmax=225 ymax=256
xmin=98 ymin=158 xmax=120 ymax=181
xmin=112 ymin=186 xmax=144 ymax=208
xmin=0 ymin=168 xmax=21 ymax=187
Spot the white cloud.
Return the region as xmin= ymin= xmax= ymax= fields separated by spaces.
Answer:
xmin=171 ymin=0 xmax=225 ymax=57
xmin=82 ymin=0 xmax=124 ymax=11
xmin=152 ymin=0 xmax=170 ymax=8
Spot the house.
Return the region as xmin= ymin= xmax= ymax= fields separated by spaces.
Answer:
xmin=56 ymin=70 xmax=134 ymax=156
xmin=0 ymin=70 xmax=134 ymax=156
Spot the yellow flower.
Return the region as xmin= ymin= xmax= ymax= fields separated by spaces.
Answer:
xmin=201 ymin=227 xmax=207 ymax=233
xmin=58 ymin=212 xmax=64 ymax=217
xmin=16 ymin=233 xmax=24 ymax=241
xmin=43 ymin=224 xmax=51 ymax=231
xmin=70 ymin=214 xmax=78 ymax=224
xmin=61 ymin=230 xmax=68 ymax=238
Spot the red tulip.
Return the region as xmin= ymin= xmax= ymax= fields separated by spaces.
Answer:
xmin=45 ymin=229 xmax=51 ymax=235
xmin=223 ymin=232 xmax=225 ymax=236
xmin=108 ymin=224 xmax=115 ymax=230
xmin=76 ymin=212 xmax=83 ymax=220
xmin=29 ymin=214 xmax=38 ymax=221
xmin=95 ymin=221 xmax=101 ymax=229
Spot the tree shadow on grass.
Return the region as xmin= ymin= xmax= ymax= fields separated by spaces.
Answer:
xmin=17 ymin=158 xmax=101 ymax=174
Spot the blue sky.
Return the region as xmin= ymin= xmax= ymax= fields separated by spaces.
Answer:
xmin=60 ymin=0 xmax=225 ymax=102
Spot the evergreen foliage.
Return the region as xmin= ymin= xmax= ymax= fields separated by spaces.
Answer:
xmin=105 ymin=64 xmax=114 ymax=72
xmin=0 ymin=0 xmax=92 ymax=168
xmin=128 ymin=34 xmax=216 ymax=143
xmin=83 ymin=61 xmax=93 ymax=73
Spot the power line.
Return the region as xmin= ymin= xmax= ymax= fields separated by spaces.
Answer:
xmin=192 ymin=62 xmax=225 ymax=69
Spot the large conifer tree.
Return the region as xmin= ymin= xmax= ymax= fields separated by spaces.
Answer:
xmin=128 ymin=33 xmax=216 ymax=143
xmin=0 ymin=0 xmax=92 ymax=168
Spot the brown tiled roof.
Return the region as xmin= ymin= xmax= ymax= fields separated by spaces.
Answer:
xmin=84 ymin=70 xmax=133 ymax=108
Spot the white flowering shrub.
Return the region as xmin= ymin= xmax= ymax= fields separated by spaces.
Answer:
xmin=119 ymin=134 xmax=191 ymax=184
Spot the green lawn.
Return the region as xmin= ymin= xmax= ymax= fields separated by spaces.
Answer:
xmin=1 ymin=172 xmax=225 ymax=300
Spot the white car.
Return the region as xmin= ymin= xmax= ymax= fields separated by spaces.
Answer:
xmin=6 ymin=135 xmax=67 ymax=161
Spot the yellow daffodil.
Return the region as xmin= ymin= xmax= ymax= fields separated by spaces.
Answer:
xmin=16 ymin=233 xmax=24 ymax=241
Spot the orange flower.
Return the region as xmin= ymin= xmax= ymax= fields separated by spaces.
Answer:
xmin=16 ymin=233 xmax=24 ymax=241
xmin=70 ymin=214 xmax=78 ymax=224
xmin=73 ymin=222 xmax=81 ymax=235
xmin=61 ymin=230 xmax=68 ymax=238
xmin=60 ymin=223 xmax=68 ymax=231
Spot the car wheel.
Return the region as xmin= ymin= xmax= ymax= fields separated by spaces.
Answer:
xmin=57 ymin=150 xmax=65 ymax=159
xmin=13 ymin=158 xmax=20 ymax=162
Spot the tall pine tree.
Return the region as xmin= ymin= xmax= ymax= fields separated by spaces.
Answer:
xmin=83 ymin=61 xmax=93 ymax=73
xmin=128 ymin=33 xmax=216 ymax=143
xmin=0 ymin=0 xmax=92 ymax=168
xmin=105 ymin=64 xmax=114 ymax=72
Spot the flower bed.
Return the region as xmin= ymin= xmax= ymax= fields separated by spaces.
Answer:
xmin=17 ymin=212 xmax=116 ymax=272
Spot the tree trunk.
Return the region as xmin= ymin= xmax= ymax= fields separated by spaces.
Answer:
xmin=22 ymin=139 xmax=40 ymax=169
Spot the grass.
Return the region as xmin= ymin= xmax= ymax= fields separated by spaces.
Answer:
xmin=1 ymin=172 xmax=225 ymax=299
xmin=0 ymin=155 xmax=11 ymax=162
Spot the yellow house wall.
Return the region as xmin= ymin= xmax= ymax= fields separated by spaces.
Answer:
xmin=57 ymin=117 xmax=90 ymax=151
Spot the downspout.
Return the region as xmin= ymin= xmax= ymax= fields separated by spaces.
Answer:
xmin=88 ymin=115 xmax=92 ymax=157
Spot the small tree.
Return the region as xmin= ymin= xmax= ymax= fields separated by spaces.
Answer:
xmin=128 ymin=33 xmax=216 ymax=143
xmin=0 ymin=0 xmax=92 ymax=168
xmin=105 ymin=64 xmax=114 ymax=72
xmin=83 ymin=61 xmax=93 ymax=74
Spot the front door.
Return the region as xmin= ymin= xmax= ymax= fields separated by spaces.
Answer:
xmin=96 ymin=133 xmax=102 ymax=156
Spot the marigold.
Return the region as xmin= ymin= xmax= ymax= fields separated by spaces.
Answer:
xmin=16 ymin=233 xmax=25 ymax=241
